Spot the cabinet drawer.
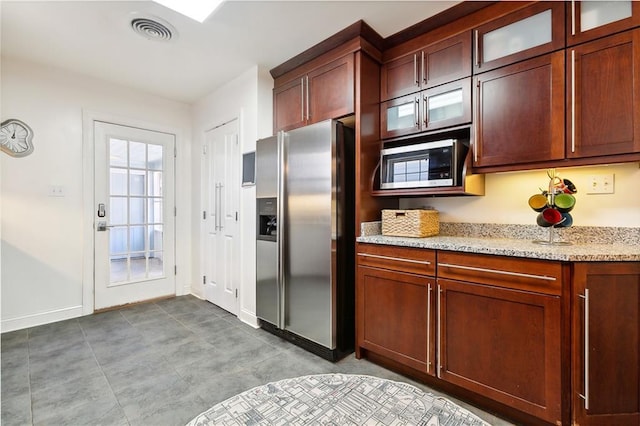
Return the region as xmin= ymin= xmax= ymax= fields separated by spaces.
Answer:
xmin=357 ymin=243 xmax=435 ymax=276
xmin=437 ymin=251 xmax=563 ymax=296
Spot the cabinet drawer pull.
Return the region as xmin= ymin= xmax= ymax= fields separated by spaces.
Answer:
xmin=300 ymin=77 xmax=305 ymax=121
xmin=427 ymin=283 xmax=432 ymax=370
xmin=571 ymin=49 xmax=576 ymax=153
xmin=358 ymin=253 xmax=431 ymax=266
xmin=438 ymin=263 xmax=557 ymax=281
xmin=579 ymin=289 xmax=590 ymax=410
xmin=437 ymin=284 xmax=443 ymax=378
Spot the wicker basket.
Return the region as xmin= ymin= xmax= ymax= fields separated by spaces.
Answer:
xmin=382 ymin=209 xmax=439 ymax=238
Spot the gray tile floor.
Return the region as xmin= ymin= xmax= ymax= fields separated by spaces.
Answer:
xmin=1 ymin=295 xmax=514 ymax=426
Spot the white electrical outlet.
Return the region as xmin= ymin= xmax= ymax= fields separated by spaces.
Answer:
xmin=587 ymin=174 xmax=614 ymax=194
xmin=48 ymin=185 xmax=65 ymax=197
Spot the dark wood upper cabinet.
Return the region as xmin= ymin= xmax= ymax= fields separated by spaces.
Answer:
xmin=307 ymin=55 xmax=354 ymax=124
xmin=273 ymin=54 xmax=354 ymax=132
xmin=273 ymin=77 xmax=306 ymax=132
xmin=473 ymin=51 xmax=565 ymax=168
xmin=567 ymin=29 xmax=640 ymax=159
xmin=567 ymin=0 xmax=640 ymax=46
xmin=572 ymin=262 xmax=640 ymax=426
xmin=381 ymin=31 xmax=471 ymax=102
xmin=474 ymin=2 xmax=565 ymax=74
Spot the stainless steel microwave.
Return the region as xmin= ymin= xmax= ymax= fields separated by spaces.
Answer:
xmin=380 ymin=139 xmax=463 ymax=189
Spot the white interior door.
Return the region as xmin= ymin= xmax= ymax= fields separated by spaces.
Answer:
xmin=203 ymin=120 xmax=240 ymax=315
xmin=94 ymin=121 xmax=176 ymax=310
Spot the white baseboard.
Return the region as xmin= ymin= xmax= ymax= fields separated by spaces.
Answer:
xmin=1 ymin=305 xmax=84 ymax=333
xmin=239 ymin=308 xmax=259 ymax=329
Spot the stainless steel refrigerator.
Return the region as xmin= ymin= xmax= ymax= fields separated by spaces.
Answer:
xmin=255 ymin=119 xmax=354 ymax=361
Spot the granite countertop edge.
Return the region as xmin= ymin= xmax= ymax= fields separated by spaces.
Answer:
xmin=356 ymin=235 xmax=640 ymax=262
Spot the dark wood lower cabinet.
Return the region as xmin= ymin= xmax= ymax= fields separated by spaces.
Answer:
xmin=572 ymin=262 xmax=640 ymax=426
xmin=356 ymin=265 xmax=435 ymax=374
xmin=437 ymin=278 xmax=562 ymax=424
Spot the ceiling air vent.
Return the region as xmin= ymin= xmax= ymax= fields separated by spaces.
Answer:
xmin=130 ymin=16 xmax=176 ymax=42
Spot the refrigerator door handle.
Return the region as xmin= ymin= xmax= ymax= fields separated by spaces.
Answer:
xmin=276 ymin=131 xmax=286 ymax=329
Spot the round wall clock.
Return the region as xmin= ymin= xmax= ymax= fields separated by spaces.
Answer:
xmin=1 ymin=118 xmax=34 ymax=157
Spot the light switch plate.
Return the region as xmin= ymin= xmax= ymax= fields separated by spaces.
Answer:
xmin=587 ymin=174 xmax=614 ymax=194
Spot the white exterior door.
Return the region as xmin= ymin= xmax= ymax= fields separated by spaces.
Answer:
xmin=203 ymin=120 xmax=240 ymax=315
xmin=94 ymin=121 xmax=176 ymax=310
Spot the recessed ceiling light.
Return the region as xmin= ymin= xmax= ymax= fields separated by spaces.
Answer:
xmin=152 ymin=0 xmax=225 ymax=23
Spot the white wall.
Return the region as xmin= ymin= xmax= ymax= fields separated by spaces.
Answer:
xmin=191 ymin=65 xmax=273 ymax=327
xmin=401 ymin=162 xmax=640 ymax=227
xmin=1 ymin=56 xmax=192 ymax=332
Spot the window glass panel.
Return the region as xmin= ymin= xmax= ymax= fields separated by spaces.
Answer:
xmin=109 ymin=226 xmax=128 ymax=255
xmin=109 ymin=139 xmax=127 ymax=167
xmin=483 ymin=10 xmax=552 ymax=62
xmin=130 ymin=197 xmax=145 ymax=224
xmin=130 ymin=225 xmax=145 ymax=252
xmin=149 ymin=252 xmax=164 ymax=278
xmin=129 ymin=141 xmax=146 ymax=169
xmin=148 ymin=144 xmax=163 ymax=170
xmin=110 ymin=197 xmax=127 ymax=225
xmin=148 ymin=171 xmax=163 ymax=196
xmin=581 ymin=1 xmax=632 ymax=32
xmin=130 ymin=170 xmax=146 ymax=196
xmin=405 ymin=160 xmax=421 ymax=173
xmin=150 ymin=225 xmax=164 ymax=252
xmin=110 ymin=168 xmax=127 ymax=196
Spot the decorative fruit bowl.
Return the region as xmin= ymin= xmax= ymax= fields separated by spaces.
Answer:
xmin=528 ymin=169 xmax=577 ymax=246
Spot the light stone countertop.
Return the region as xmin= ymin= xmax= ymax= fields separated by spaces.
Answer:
xmin=357 ymin=222 xmax=640 ymax=262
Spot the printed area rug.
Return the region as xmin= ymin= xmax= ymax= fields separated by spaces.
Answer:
xmin=186 ymin=373 xmax=491 ymax=426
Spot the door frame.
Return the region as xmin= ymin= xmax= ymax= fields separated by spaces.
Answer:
xmin=82 ymin=110 xmax=184 ymax=315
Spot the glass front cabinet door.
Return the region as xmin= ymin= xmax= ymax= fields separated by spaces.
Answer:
xmin=474 ymin=2 xmax=565 ymax=73
xmin=567 ymin=0 xmax=640 ymax=46
xmin=382 ymin=78 xmax=471 ymax=139
xmin=381 ymin=95 xmax=421 ymax=139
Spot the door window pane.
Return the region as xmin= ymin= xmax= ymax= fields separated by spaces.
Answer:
xmin=129 ymin=255 xmax=147 ymax=281
xmin=129 ymin=141 xmax=146 ymax=169
xmin=148 ymin=199 xmax=163 ymax=224
xmin=148 ymin=144 xmax=163 ymax=170
xmin=110 ymin=255 xmax=128 ymax=283
xmin=110 ymin=168 xmax=127 ymax=196
xmin=483 ymin=10 xmax=552 ymax=62
xmin=130 ymin=197 xmax=145 ymax=224
xmin=149 ymin=252 xmax=163 ymax=279
xmin=110 ymin=226 xmax=128 ymax=255
xmin=110 ymin=197 xmax=127 ymax=225
xmin=130 ymin=170 xmax=146 ymax=196
xmin=109 ymin=139 xmax=127 ymax=167
xmin=148 ymin=171 xmax=163 ymax=196
xmin=130 ymin=226 xmax=145 ymax=252
xmin=581 ymin=1 xmax=632 ymax=32
xmin=106 ymin=138 xmax=166 ymax=284
xmin=149 ymin=225 xmax=163 ymax=252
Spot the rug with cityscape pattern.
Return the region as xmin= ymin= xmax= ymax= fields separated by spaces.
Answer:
xmin=186 ymin=373 xmax=491 ymax=425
